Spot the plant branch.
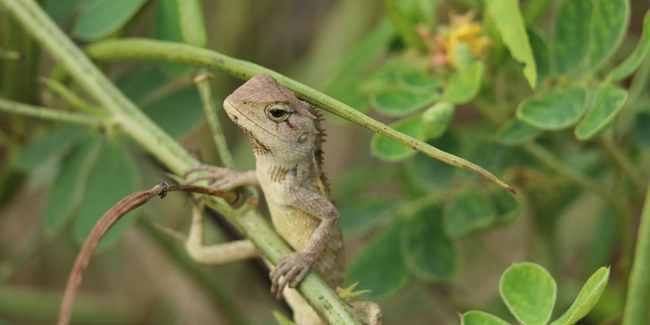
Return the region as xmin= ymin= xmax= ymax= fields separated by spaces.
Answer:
xmin=0 ymin=98 xmax=102 ymax=126
xmin=194 ymin=70 xmax=236 ymax=169
xmin=85 ymin=38 xmax=516 ymax=194
xmin=0 ymin=0 xmax=360 ymax=324
xmin=622 ymin=181 xmax=650 ymax=325
xmin=599 ymin=136 xmax=644 ymax=189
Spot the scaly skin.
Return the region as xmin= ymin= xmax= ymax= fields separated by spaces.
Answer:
xmin=185 ymin=75 xmax=380 ymax=325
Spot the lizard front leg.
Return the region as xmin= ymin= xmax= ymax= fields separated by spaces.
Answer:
xmin=269 ymin=187 xmax=339 ymax=299
xmin=183 ymin=165 xmax=260 ymax=264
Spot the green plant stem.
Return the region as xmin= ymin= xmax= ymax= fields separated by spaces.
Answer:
xmin=40 ymin=77 xmax=105 ymax=117
xmin=138 ymin=219 xmax=252 ymax=325
xmin=195 ymin=70 xmax=236 ymax=169
xmin=0 ymin=285 xmax=137 ymax=324
xmin=0 ymin=98 xmax=103 ymax=126
xmin=617 ymin=57 xmax=650 ymax=135
xmin=85 ymin=38 xmax=516 ymax=194
xmin=622 ymin=181 xmax=650 ymax=325
xmin=0 ymin=0 xmax=360 ymax=323
xmin=599 ymin=136 xmax=644 ymax=189
xmin=523 ymin=142 xmax=633 ymax=283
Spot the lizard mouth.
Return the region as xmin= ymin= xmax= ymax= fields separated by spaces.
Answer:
xmin=224 ymin=99 xmax=286 ymax=143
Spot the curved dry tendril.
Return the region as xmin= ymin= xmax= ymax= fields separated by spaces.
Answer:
xmin=57 ymin=182 xmax=238 ymax=325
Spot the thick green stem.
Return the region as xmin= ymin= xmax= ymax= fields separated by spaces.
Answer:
xmin=85 ymin=38 xmax=515 ymax=194
xmin=0 ymin=0 xmax=359 ymax=324
xmin=622 ymin=182 xmax=650 ymax=325
xmin=195 ymin=71 xmax=236 ymax=169
xmin=0 ymin=98 xmax=103 ymax=126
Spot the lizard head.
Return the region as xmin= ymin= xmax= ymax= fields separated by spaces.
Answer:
xmin=223 ymin=74 xmax=318 ymax=161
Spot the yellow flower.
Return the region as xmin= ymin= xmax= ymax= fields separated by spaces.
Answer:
xmin=444 ymin=11 xmax=490 ymax=68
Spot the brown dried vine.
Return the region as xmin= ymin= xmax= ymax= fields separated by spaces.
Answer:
xmin=57 ymin=182 xmax=240 ymax=325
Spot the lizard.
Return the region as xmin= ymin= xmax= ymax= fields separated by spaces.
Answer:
xmin=183 ymin=74 xmax=381 ymax=325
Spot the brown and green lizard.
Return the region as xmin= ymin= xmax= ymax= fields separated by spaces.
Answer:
xmin=184 ymin=74 xmax=381 ymax=325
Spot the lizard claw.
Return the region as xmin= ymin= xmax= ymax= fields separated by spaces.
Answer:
xmin=183 ymin=165 xmax=236 ymax=191
xmin=270 ymin=252 xmax=314 ymax=299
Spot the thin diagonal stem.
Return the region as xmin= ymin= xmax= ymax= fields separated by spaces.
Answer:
xmin=0 ymin=98 xmax=102 ymax=126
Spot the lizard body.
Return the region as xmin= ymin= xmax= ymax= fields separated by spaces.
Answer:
xmin=185 ymin=74 xmax=379 ymax=325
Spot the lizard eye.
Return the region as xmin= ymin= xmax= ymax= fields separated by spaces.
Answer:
xmin=265 ymin=105 xmax=292 ymax=122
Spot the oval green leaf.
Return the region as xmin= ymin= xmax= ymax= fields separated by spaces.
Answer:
xmin=610 ymin=11 xmax=650 ymax=81
xmin=551 ymin=0 xmax=593 ymax=75
xmin=486 ymin=0 xmax=537 ymax=88
xmin=462 ymin=311 xmax=511 ymax=325
xmin=73 ymin=0 xmax=148 ymax=41
xmin=397 ymin=70 xmax=442 ymax=91
xmin=347 ymin=221 xmax=411 ymax=299
xmin=371 ymin=114 xmax=425 ymax=162
xmin=491 ymin=189 xmax=522 ymax=226
xmin=584 ymin=0 xmax=629 ymax=73
xmin=551 ymin=267 xmax=610 ymax=325
xmin=528 ymin=29 xmax=550 ymax=86
xmin=371 ymin=88 xmax=439 ymax=117
xmin=422 ymin=101 xmax=454 ymax=139
xmin=497 ymin=118 xmax=542 ymax=146
xmin=575 ymin=84 xmax=628 ymax=141
xmin=408 ymin=132 xmax=459 ymax=189
xmin=500 ymin=262 xmax=557 ymax=325
xmin=339 ymin=198 xmax=395 ymax=236
xmin=44 ymin=136 xmax=103 ymax=233
xmin=402 ymin=205 xmax=458 ymax=281
xmin=17 ymin=125 xmax=87 ymax=170
xmin=444 ymin=188 xmax=496 ymax=238
xmin=517 ymin=87 xmax=588 ymax=130
xmin=444 ymin=62 xmax=484 ymax=104
xmin=144 ymin=87 xmax=206 ymax=139
xmin=75 ymin=140 xmax=140 ymax=249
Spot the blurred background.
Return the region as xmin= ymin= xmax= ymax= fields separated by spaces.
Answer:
xmin=1 ymin=0 xmax=650 ymax=324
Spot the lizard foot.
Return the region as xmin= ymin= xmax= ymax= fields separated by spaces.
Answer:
xmin=270 ymin=252 xmax=315 ymax=299
xmin=183 ymin=165 xmax=238 ymax=190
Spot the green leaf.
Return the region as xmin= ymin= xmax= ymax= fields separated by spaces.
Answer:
xmin=584 ymin=0 xmax=629 ymax=73
xmin=610 ymin=11 xmax=650 ymax=81
xmin=497 ymin=118 xmax=542 ymax=146
xmin=371 ymin=114 xmax=425 ymax=162
xmin=551 ymin=267 xmax=610 ymax=325
xmin=44 ymin=136 xmax=103 ymax=233
xmin=397 ymin=70 xmax=442 ymax=91
xmin=115 ymin=65 xmax=171 ymax=104
xmin=272 ymin=311 xmax=298 ymax=325
xmin=444 ymin=62 xmax=484 ymax=104
xmin=402 ymin=205 xmax=458 ymax=281
xmin=17 ymin=125 xmax=87 ymax=169
xmin=347 ymin=221 xmax=411 ymax=299
xmin=517 ymin=87 xmax=588 ymax=130
xmin=75 ymin=140 xmax=140 ymax=249
xmin=155 ymin=0 xmax=192 ymax=76
xmin=444 ymin=188 xmax=495 ymax=238
xmin=384 ymin=0 xmax=423 ymax=50
xmin=486 ymin=0 xmax=537 ymax=88
xmin=339 ymin=199 xmax=395 ymax=236
xmin=371 ymin=88 xmax=439 ymax=117
xmin=528 ymin=29 xmax=550 ymax=86
xmin=408 ymin=132 xmax=459 ymax=188
xmin=422 ymin=101 xmax=454 ymax=139
xmin=46 ymin=0 xmax=83 ymax=25
xmin=73 ymin=0 xmax=148 ymax=41
xmin=331 ymin=86 xmax=371 ymax=114
xmin=635 ymin=113 xmax=650 ymax=148
xmin=500 ymin=263 xmax=557 ymax=325
xmin=551 ymin=0 xmax=593 ymax=75
xmin=144 ymin=87 xmax=206 ymax=139
xmin=575 ymin=84 xmax=628 ymax=141
xmin=491 ymin=190 xmax=522 ymax=226
xmin=462 ymin=311 xmax=511 ymax=325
